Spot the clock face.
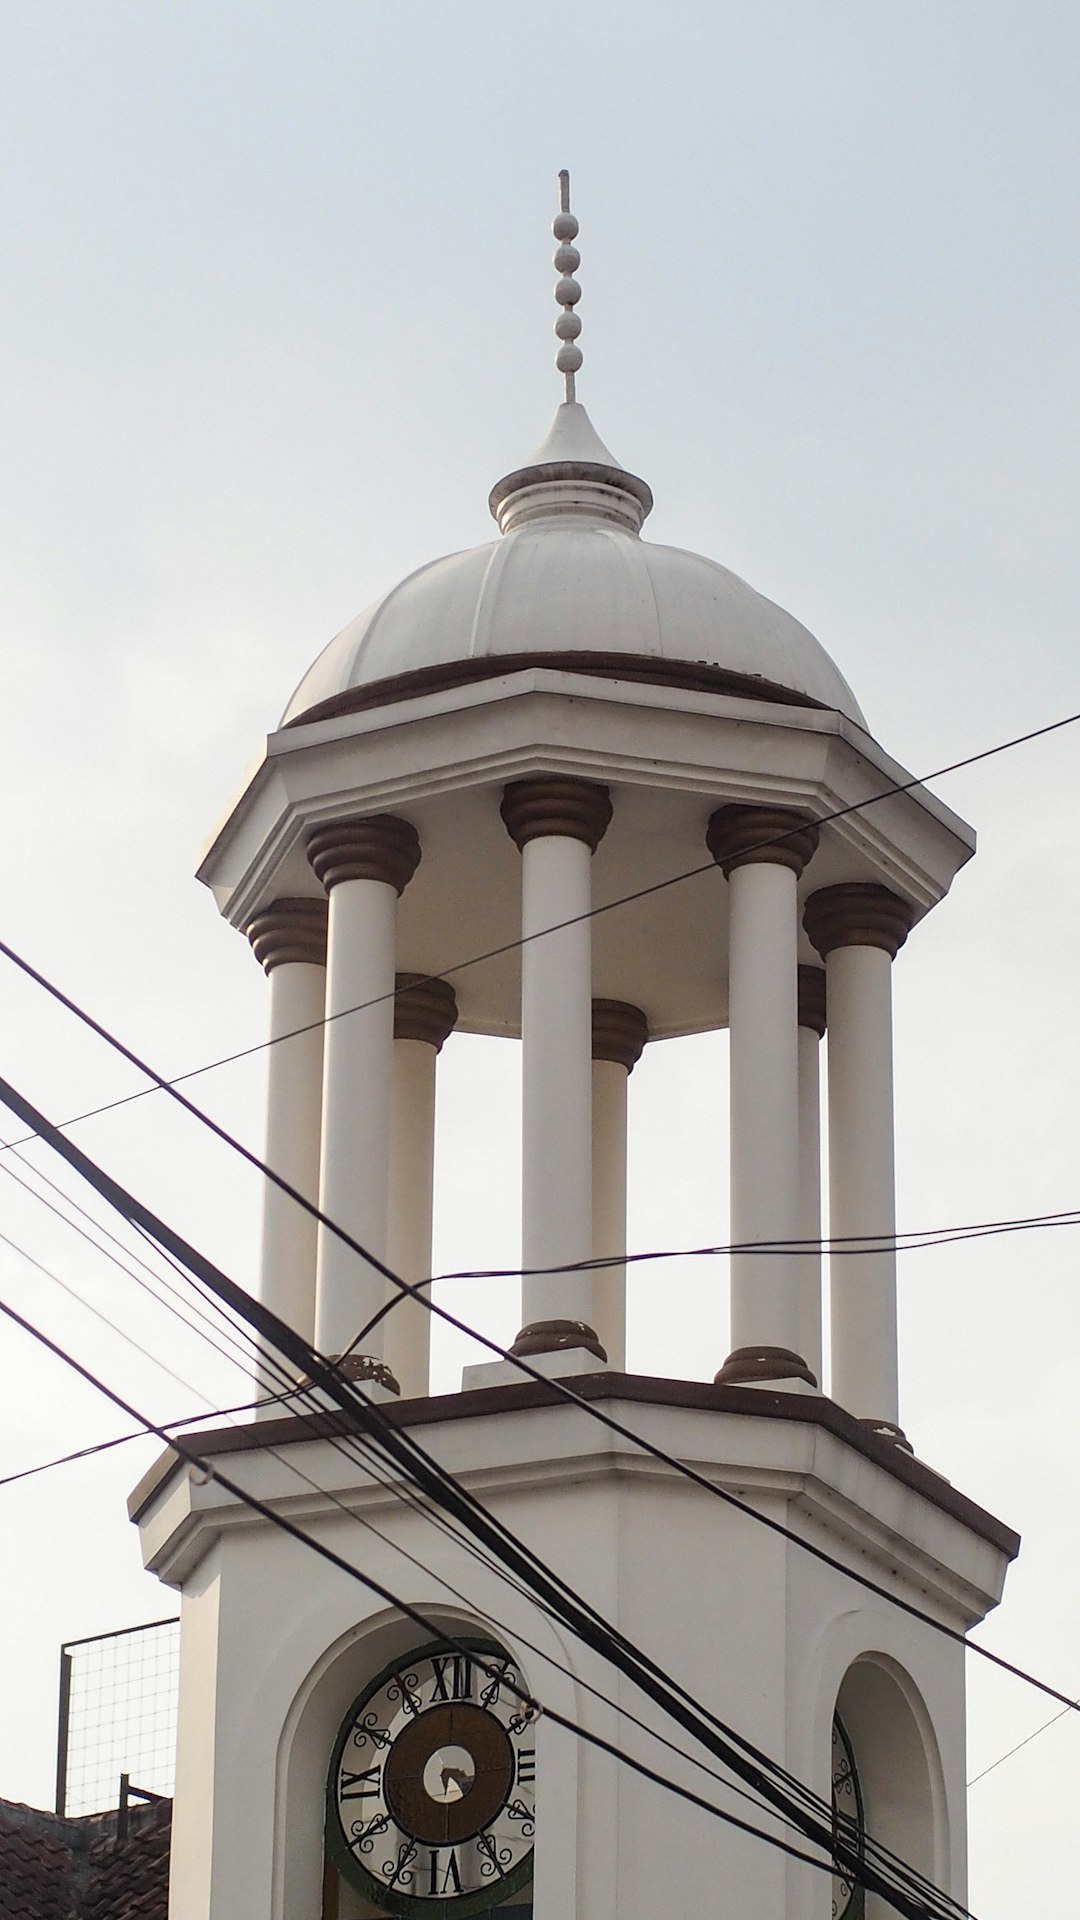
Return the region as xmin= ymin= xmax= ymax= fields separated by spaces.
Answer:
xmin=831 ymin=1715 xmax=865 ymax=1920
xmin=327 ymin=1639 xmax=536 ymax=1918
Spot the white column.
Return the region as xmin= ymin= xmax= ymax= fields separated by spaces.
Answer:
xmin=590 ymin=1000 xmax=648 ymax=1372
xmin=501 ymin=776 xmax=612 ymax=1361
xmin=245 ymin=901 xmax=327 ymax=1417
xmin=707 ymin=806 xmax=819 ymax=1386
xmin=307 ymin=817 xmax=420 ymax=1381
xmin=796 ymin=966 xmax=826 ymax=1389
xmin=804 ymin=883 xmax=913 ymax=1430
xmin=385 ymin=973 xmax=458 ymax=1400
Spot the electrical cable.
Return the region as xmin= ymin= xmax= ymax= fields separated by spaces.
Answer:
xmin=0 ymin=999 xmax=1072 ymax=1731
xmin=967 ymin=1701 xmax=1077 ymax=1787
xmin=0 ymin=1396 xmax=275 ymax=1492
xmin=0 ymin=1198 xmax=862 ymax=1876
xmin=0 ymin=1094 xmax=981 ymax=1920
xmin=0 ymin=1283 xmax=971 ymax=1920
xmin=8 ymin=1119 xmax=1078 ymax=1383
xmin=0 ymin=1142 xmax=281 ymax=1395
xmin=424 ymin=1206 xmax=1080 ymax=1280
xmin=347 ymin=1200 xmax=1080 ymax=1356
xmin=7 ymin=1102 xmax=1069 ymax=1801
xmin=0 ymin=1144 xmax=846 ymax=1876
xmin=10 ymin=1203 xmax=855 ymax=1862
xmin=2 ymin=703 xmax=1077 ymax=1153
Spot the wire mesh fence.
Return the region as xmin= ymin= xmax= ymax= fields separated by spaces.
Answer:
xmin=56 ymin=1616 xmax=180 ymax=1816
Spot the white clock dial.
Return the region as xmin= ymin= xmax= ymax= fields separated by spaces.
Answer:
xmin=328 ymin=1639 xmax=536 ymax=1917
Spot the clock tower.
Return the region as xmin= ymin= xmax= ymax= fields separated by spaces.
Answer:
xmin=129 ymin=177 xmax=1018 ymax=1920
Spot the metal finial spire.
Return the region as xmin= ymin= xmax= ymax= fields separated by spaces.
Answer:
xmin=553 ymin=168 xmax=583 ymax=403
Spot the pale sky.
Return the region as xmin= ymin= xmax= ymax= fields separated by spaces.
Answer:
xmin=1 ymin=4 xmax=1078 ymax=1914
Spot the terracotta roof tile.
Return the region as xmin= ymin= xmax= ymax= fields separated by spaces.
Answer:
xmin=0 ymin=1799 xmax=170 ymax=1920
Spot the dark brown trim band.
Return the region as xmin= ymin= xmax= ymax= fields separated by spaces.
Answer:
xmin=500 ymin=774 xmax=613 ymax=852
xmin=803 ymin=883 xmax=915 ymax=960
xmin=394 ymin=973 xmax=459 ymax=1051
xmin=246 ymin=898 xmax=328 ymax=974
xmin=714 ymin=1344 xmax=818 ymax=1389
xmin=509 ymin=1318 xmax=608 ymax=1362
xmin=282 ymin=650 xmax=832 ymax=733
xmin=128 ymin=1372 xmax=1020 ymax=1558
xmin=308 ymin=815 xmax=421 ymax=896
xmin=592 ymin=999 xmax=649 ymax=1070
xmin=707 ymin=804 xmax=820 ymax=879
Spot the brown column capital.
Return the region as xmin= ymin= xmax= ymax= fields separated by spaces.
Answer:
xmin=245 ymin=898 xmax=328 ymax=974
xmin=803 ymin=883 xmax=914 ymax=961
xmin=592 ymin=999 xmax=649 ymax=1070
xmin=797 ymin=964 xmax=826 ymax=1037
xmin=500 ymin=775 xmax=613 ymax=852
xmin=706 ymin=803 xmax=819 ymax=878
xmin=393 ymin=973 xmax=459 ymax=1051
xmin=307 ymin=815 xmax=421 ymax=896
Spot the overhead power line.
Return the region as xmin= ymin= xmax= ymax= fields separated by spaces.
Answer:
xmin=0 ymin=989 xmax=1076 ymax=1725
xmin=0 ymin=1219 xmax=862 ymax=1869
xmin=2 ymin=703 xmax=1077 ymax=1150
xmin=968 ymin=1701 xmax=1078 ymax=1787
xmin=0 ymin=1278 xmax=968 ymax=1920
xmin=0 ymin=1087 xmax=974 ymax=1920
xmin=0 ymin=1397 xmax=272 ymax=1492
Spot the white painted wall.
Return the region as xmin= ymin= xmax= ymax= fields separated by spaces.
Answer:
xmin=137 ymin=1395 xmax=1009 ymax=1920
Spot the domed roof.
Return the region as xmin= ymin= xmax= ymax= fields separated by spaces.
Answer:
xmin=282 ymin=402 xmax=867 ymax=733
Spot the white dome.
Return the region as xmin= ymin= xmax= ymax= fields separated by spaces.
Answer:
xmin=282 ymin=405 xmax=867 ymax=732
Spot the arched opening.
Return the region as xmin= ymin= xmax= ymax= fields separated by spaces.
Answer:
xmin=270 ymin=1609 xmax=536 ymax=1920
xmin=834 ymin=1657 xmax=946 ymax=1920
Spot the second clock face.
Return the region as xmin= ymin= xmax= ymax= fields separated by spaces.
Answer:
xmin=831 ymin=1714 xmax=865 ymax=1920
xmin=328 ymin=1639 xmax=536 ymax=1918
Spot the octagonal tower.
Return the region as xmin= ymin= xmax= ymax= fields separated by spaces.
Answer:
xmin=136 ymin=176 xmax=1015 ymax=1920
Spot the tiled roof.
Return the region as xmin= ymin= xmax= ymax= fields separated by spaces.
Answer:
xmin=0 ymin=1799 xmax=171 ymax=1920
xmin=0 ymin=1802 xmax=75 ymax=1920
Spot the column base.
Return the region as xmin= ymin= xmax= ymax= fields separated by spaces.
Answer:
xmin=510 ymin=1319 xmax=607 ymax=1361
xmin=858 ymin=1417 xmax=914 ymax=1454
xmin=319 ymin=1353 xmax=401 ymax=1399
xmin=714 ymin=1345 xmax=818 ymax=1390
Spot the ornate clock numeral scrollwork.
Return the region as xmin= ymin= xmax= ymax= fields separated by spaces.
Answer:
xmin=387 ymin=1669 xmax=424 ymax=1718
xmin=475 ymin=1829 xmax=514 ymax=1879
xmin=349 ymin=1710 xmax=392 ymax=1754
xmin=348 ymin=1810 xmax=391 ymax=1855
xmin=831 ymin=1715 xmax=865 ymax=1920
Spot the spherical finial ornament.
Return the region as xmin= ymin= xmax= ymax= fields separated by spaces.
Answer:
xmin=553 ymin=169 xmax=584 ymax=401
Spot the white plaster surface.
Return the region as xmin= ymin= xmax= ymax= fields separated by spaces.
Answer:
xmin=135 ymin=1392 xmax=1012 ymax=1920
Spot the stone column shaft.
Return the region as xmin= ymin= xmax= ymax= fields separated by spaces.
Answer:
xmin=308 ymin=817 xmax=421 ymax=1385
xmin=797 ymin=966 xmax=826 ymax=1391
xmin=708 ymin=805 xmax=819 ymax=1387
xmin=246 ymin=900 xmax=327 ymax=1415
xmin=590 ymin=1000 xmax=649 ymax=1372
xmin=385 ymin=975 xmax=458 ymax=1400
xmin=501 ymin=776 xmax=612 ymax=1362
xmin=805 ymin=882 xmax=914 ymax=1434
xmin=521 ymin=833 xmax=593 ymax=1320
